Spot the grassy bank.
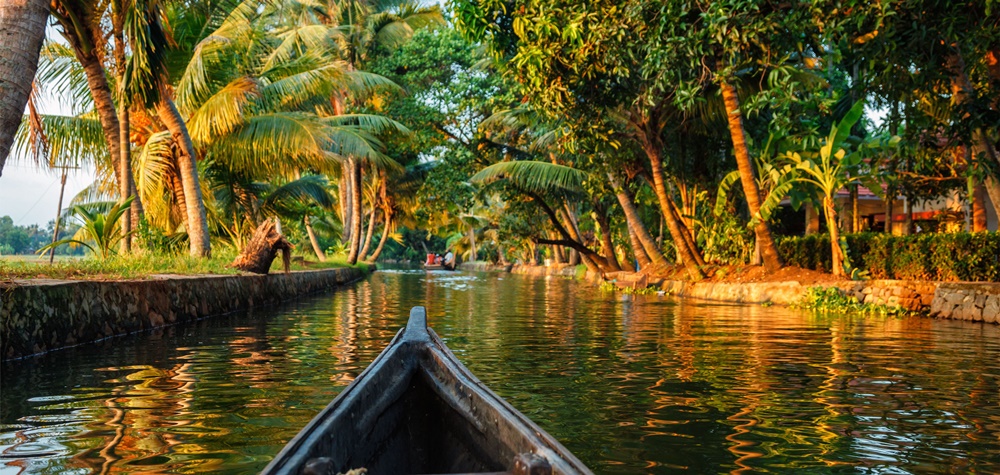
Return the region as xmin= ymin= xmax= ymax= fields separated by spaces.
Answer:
xmin=0 ymin=252 xmax=367 ymax=281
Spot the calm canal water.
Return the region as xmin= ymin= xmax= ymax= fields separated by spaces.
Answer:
xmin=3 ymin=269 xmax=1000 ymax=474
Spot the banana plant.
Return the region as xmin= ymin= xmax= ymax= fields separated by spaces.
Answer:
xmin=756 ymin=100 xmax=898 ymax=277
xmin=37 ymin=196 xmax=135 ymax=259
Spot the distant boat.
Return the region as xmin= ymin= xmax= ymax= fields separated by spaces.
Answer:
xmin=261 ymin=306 xmax=592 ymax=475
xmin=424 ymin=262 xmax=455 ymax=271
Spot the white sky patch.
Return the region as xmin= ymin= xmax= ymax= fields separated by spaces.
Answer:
xmin=1 ymin=26 xmax=97 ymax=226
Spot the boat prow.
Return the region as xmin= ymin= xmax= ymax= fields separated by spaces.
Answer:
xmin=261 ymin=306 xmax=592 ymax=475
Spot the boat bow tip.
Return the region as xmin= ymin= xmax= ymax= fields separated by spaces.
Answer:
xmin=403 ymin=306 xmax=430 ymax=342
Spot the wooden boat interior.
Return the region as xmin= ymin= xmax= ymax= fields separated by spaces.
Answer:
xmin=261 ymin=307 xmax=590 ymax=475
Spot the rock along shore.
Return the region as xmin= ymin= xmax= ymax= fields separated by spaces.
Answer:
xmin=1 ymin=267 xmax=369 ymax=361
xmin=458 ymin=262 xmax=1000 ymax=324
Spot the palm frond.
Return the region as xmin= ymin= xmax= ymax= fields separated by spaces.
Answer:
xmin=261 ymin=174 xmax=335 ymax=214
xmin=14 ymin=113 xmax=108 ymax=169
xmin=470 ymin=160 xmax=588 ymax=194
xmin=36 ymin=42 xmax=94 ymax=113
xmin=187 ymin=76 xmax=260 ymax=142
xmin=211 ymin=112 xmax=342 ymax=175
xmin=263 ymin=24 xmax=333 ymax=70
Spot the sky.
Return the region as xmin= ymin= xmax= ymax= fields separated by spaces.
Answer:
xmin=0 ymin=85 xmax=95 ymax=228
xmin=0 ymin=164 xmax=95 ymax=227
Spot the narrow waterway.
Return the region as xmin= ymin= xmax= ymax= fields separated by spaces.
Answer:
xmin=3 ymin=269 xmax=1000 ymax=474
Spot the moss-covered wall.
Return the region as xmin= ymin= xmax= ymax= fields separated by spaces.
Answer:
xmin=1 ymin=267 xmax=368 ymax=360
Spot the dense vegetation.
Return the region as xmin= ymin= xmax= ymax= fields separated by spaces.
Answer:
xmin=1 ymin=0 xmax=999 ymax=281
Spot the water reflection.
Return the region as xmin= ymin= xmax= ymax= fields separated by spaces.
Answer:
xmin=3 ymin=269 xmax=1000 ymax=474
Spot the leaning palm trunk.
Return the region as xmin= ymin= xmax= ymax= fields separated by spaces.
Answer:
xmin=641 ymin=141 xmax=706 ymax=280
xmin=358 ymin=207 xmax=378 ymax=261
xmin=719 ymin=79 xmax=783 ymax=273
xmin=592 ymin=207 xmax=622 ymax=271
xmin=304 ymin=215 xmax=326 ymax=262
xmin=0 ymin=0 xmax=49 ymax=175
xmin=627 ymin=225 xmax=652 ymax=270
xmin=365 ymin=208 xmax=393 ymax=263
xmin=346 ymin=158 xmax=363 ymax=264
xmin=609 ymin=173 xmax=669 ymax=268
xmin=156 ymin=92 xmax=211 ymax=257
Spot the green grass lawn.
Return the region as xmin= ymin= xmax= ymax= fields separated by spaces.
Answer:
xmin=0 ymin=251 xmax=366 ymax=280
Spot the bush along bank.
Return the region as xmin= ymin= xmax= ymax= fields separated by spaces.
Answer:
xmin=778 ymin=232 xmax=1000 ymax=281
xmin=1 ymin=267 xmax=370 ymax=361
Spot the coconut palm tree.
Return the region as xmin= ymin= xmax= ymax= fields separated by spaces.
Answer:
xmin=0 ymin=0 xmax=49 ymax=176
xmin=165 ymin=0 xmax=407 ymax=254
xmin=320 ymin=0 xmax=445 ymax=264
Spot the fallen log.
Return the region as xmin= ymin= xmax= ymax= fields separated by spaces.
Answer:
xmin=231 ymin=219 xmax=292 ymax=274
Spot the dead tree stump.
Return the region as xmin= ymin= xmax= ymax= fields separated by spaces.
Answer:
xmin=231 ymin=219 xmax=293 ymax=274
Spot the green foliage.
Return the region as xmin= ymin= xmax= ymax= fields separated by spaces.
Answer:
xmin=135 ymin=219 xmax=187 ymax=254
xmin=779 ymin=232 xmax=1000 ymax=282
xmin=794 ymin=286 xmax=912 ymax=317
xmin=0 ymin=247 xmax=363 ymax=280
xmin=38 ymin=197 xmax=135 ymax=259
xmin=700 ymin=206 xmax=754 ymax=265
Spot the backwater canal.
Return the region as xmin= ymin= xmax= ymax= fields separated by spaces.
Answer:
xmin=3 ymin=268 xmax=1000 ymax=474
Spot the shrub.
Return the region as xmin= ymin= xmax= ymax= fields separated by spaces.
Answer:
xmin=778 ymin=232 xmax=1000 ymax=281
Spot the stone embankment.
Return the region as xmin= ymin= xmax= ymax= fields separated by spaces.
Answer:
xmin=463 ymin=263 xmax=1000 ymax=324
xmin=1 ymin=267 xmax=368 ymax=360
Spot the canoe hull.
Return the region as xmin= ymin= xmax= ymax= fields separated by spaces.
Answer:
xmin=262 ymin=307 xmax=591 ymax=475
xmin=424 ymin=264 xmax=455 ymax=271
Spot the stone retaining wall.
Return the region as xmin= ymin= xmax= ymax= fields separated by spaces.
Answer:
xmin=510 ymin=263 xmax=579 ymax=277
xmin=1 ymin=267 xmax=368 ymax=360
xmin=465 ymin=263 xmax=999 ymax=323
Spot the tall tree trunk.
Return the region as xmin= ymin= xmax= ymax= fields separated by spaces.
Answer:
xmin=718 ymin=79 xmax=783 ymax=272
xmin=304 ymin=215 xmax=326 ymax=261
xmin=77 ymin=51 xmax=125 ymax=193
xmin=884 ymin=192 xmax=894 ymax=233
xmin=156 ymin=93 xmax=211 ymax=257
xmin=627 ymin=224 xmax=652 ymax=270
xmin=948 ymin=50 xmax=1000 ymax=213
xmin=118 ymin=102 xmax=133 ymax=253
xmin=0 ymin=0 xmax=48 ymax=176
xmin=667 ymin=194 xmax=706 ymax=266
xmin=549 ymin=231 xmax=565 ymax=264
xmin=973 ymin=182 xmax=988 ymax=232
xmin=358 ymin=206 xmax=377 ymax=261
xmin=366 ymin=209 xmax=392 ymax=263
xmin=568 ymin=249 xmax=580 ymax=265
xmin=850 ymin=184 xmax=859 ymax=233
xmin=592 ymin=207 xmax=622 ymax=271
xmin=560 ymin=203 xmax=582 ymax=266
xmin=609 ymin=172 xmax=669 ymax=267
xmin=167 ymin=160 xmax=187 ymax=226
xmin=346 ymin=158 xmax=363 ymax=264
xmin=637 ymin=136 xmax=705 ymax=279
xmin=468 ymin=225 xmax=477 ymax=262
xmin=903 ymin=196 xmax=912 ymax=235
xmin=340 ymin=162 xmax=352 ymax=244
xmin=823 ymin=196 xmax=844 ymax=276
xmin=113 ymin=28 xmax=133 ymax=253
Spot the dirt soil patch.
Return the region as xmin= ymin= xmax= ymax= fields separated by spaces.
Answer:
xmin=648 ymin=265 xmax=847 ymax=285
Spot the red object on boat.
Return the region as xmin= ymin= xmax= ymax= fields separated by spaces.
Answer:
xmin=426 ymin=253 xmax=436 ymax=265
